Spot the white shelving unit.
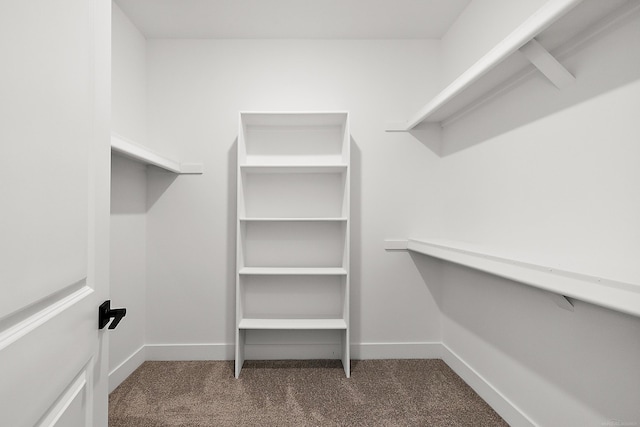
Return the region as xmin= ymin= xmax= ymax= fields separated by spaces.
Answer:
xmin=384 ymin=238 xmax=640 ymax=318
xmin=111 ymin=132 xmax=203 ymax=174
xmin=235 ymin=112 xmax=350 ymax=378
xmin=387 ymin=0 xmax=638 ymax=130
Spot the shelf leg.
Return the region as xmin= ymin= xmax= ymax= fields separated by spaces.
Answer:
xmin=235 ymin=329 xmax=245 ymax=378
xmin=341 ymin=329 xmax=350 ymax=378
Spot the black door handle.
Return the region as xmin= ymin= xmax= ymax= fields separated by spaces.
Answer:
xmin=99 ymin=300 xmax=127 ymax=329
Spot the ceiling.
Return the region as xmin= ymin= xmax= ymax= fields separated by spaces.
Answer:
xmin=114 ymin=0 xmax=471 ymax=39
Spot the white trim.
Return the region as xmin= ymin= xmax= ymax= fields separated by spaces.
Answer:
xmin=143 ymin=342 xmax=441 ymax=361
xmin=145 ymin=343 xmax=234 ymax=361
xmin=441 ymin=344 xmax=535 ymax=427
xmin=0 ymin=281 xmax=92 ymax=352
xmin=108 ymin=346 xmax=146 ymax=393
xmin=351 ymin=342 xmax=442 ymax=359
xmin=36 ymin=367 xmax=87 ymax=427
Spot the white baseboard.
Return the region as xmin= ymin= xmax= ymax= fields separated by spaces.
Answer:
xmin=143 ymin=341 xmax=442 ymax=361
xmin=108 ymin=345 xmax=146 ymax=393
xmin=440 ymin=343 xmax=534 ymax=427
xmin=145 ymin=343 xmax=234 ymax=360
xmin=351 ymin=342 xmax=442 ymax=359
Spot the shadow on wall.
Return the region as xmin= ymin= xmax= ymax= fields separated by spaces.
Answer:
xmin=408 ymin=123 xmax=442 ymax=157
xmin=409 ymin=253 xmax=444 ymax=311
xmin=350 ymin=137 xmax=362 ymax=343
xmin=439 ymin=262 xmax=640 ymax=423
xmin=111 ymin=154 xmax=177 ymax=214
xmin=146 ymin=167 xmax=178 ymax=210
xmin=439 ymin=10 xmax=640 ymax=157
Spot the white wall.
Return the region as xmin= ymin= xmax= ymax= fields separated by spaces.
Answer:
xmin=440 ymin=0 xmax=547 ymax=86
xmin=109 ymin=156 xmax=147 ymax=387
xmin=436 ymin=8 xmax=640 ymax=426
xmin=440 ymin=6 xmax=640 ymax=283
xmin=110 ymin=3 xmax=640 ymax=424
xmin=109 ymin=2 xmax=147 ymax=389
xmin=144 ymin=39 xmax=444 ymax=358
xmin=112 ymin=3 xmax=146 ymax=143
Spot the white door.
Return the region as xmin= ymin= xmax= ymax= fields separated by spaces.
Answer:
xmin=0 ymin=0 xmax=111 ymax=426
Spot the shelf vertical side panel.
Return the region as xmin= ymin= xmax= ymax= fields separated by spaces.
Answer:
xmin=343 ymin=113 xmax=351 ymax=378
xmin=235 ymin=329 xmax=245 ymax=378
xmin=235 ymin=113 xmax=246 ymax=377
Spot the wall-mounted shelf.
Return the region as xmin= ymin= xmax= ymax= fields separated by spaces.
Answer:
xmin=111 ymin=132 xmax=203 ymax=174
xmin=386 ymin=0 xmax=637 ymax=131
xmin=384 ymin=238 xmax=640 ymax=318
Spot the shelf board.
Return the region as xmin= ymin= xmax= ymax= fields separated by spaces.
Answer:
xmin=239 ymin=217 xmax=347 ymax=222
xmin=240 ymin=111 xmax=349 ymax=127
xmin=111 ymin=132 xmax=203 ymax=174
xmin=386 ymin=0 xmax=636 ymax=130
xmin=403 ymin=238 xmax=640 ymax=318
xmin=238 ymin=318 xmax=347 ymax=330
xmin=240 ymin=164 xmax=347 ymax=174
xmin=239 ymin=267 xmax=347 ymax=276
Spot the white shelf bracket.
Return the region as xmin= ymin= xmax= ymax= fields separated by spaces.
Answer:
xmin=384 ymin=240 xmax=409 ymax=251
xmin=519 ymin=39 xmax=575 ymax=89
xmin=385 ymin=122 xmax=410 ymax=133
xmin=550 ymin=293 xmax=574 ymax=312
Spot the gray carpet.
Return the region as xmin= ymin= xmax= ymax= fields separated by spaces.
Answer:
xmin=109 ymin=359 xmax=508 ymax=426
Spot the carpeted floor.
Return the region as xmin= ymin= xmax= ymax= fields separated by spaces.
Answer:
xmin=109 ymin=359 xmax=508 ymax=426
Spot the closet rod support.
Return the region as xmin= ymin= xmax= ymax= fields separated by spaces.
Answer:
xmin=519 ymin=39 xmax=575 ymax=89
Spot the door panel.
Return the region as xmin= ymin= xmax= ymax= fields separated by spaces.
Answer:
xmin=0 ymin=0 xmax=111 ymax=426
xmin=1 ymin=287 xmax=94 ymax=427
xmin=40 ymin=368 xmax=91 ymax=427
xmin=0 ymin=0 xmax=91 ymax=320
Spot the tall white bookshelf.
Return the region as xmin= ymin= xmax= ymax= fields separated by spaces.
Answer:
xmin=235 ymin=112 xmax=350 ymax=378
